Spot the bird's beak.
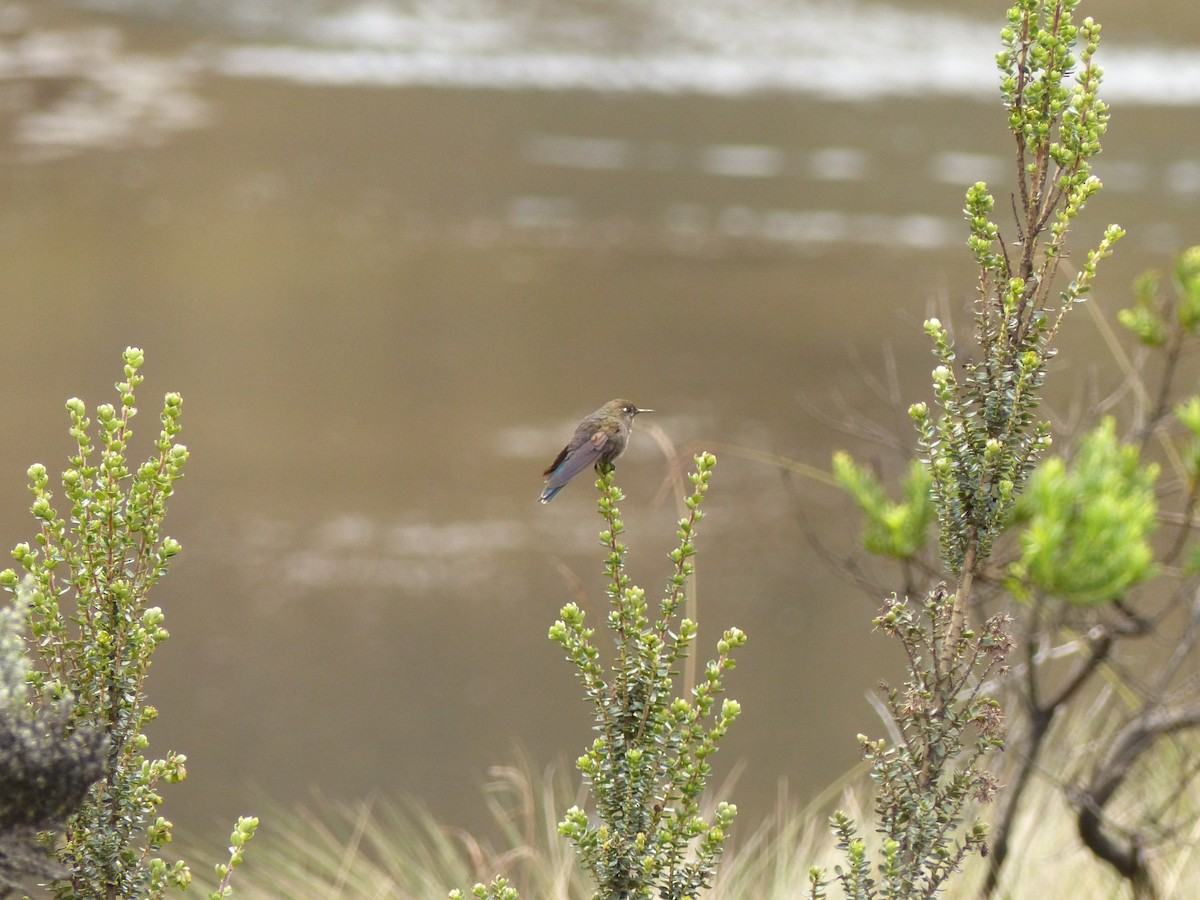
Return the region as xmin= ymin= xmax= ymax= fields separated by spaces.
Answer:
xmin=637 ymin=408 xmax=654 ymax=415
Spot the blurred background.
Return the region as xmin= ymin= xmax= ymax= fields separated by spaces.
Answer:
xmin=2 ymin=0 xmax=1200 ymax=860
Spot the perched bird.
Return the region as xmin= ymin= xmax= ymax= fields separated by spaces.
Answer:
xmin=540 ymin=400 xmax=653 ymax=503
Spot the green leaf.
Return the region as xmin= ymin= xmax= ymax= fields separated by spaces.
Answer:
xmin=1009 ymin=418 xmax=1158 ymax=605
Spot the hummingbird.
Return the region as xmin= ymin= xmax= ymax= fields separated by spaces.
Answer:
xmin=539 ymin=400 xmax=653 ymax=503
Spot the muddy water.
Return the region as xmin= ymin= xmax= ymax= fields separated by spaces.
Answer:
xmin=3 ymin=0 xmax=1200 ymax=859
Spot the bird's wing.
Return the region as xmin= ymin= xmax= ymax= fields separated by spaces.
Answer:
xmin=543 ymin=429 xmax=611 ymax=491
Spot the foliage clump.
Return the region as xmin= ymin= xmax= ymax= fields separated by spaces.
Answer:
xmin=1008 ymin=417 xmax=1158 ymax=606
xmin=550 ymin=454 xmax=744 ymax=900
xmin=821 ymin=1 xmax=1122 ymax=896
xmin=454 ymin=454 xmax=742 ymax=900
xmin=0 ymin=348 xmax=256 ymax=899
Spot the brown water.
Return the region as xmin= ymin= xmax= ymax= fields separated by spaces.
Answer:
xmin=4 ymin=0 xmax=1200 ymax=866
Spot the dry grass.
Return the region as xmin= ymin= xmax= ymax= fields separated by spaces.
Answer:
xmin=189 ymin=737 xmax=1200 ymax=899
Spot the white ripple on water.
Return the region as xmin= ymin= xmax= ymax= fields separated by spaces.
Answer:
xmin=205 ymin=0 xmax=1200 ymax=106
